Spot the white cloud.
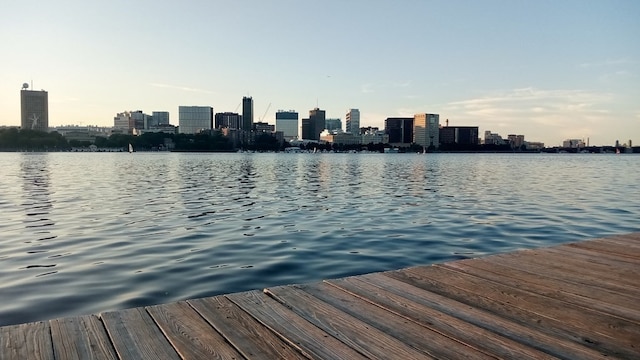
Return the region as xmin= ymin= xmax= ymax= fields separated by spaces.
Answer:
xmin=444 ymin=87 xmax=616 ymax=145
xmin=150 ymin=83 xmax=215 ymax=94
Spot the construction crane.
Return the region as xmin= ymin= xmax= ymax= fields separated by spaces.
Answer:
xmin=259 ymin=103 xmax=271 ymax=122
xmin=234 ymin=103 xmax=241 ymax=112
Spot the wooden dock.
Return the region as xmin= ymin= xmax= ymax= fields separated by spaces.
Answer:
xmin=2 ymin=233 xmax=639 ymax=359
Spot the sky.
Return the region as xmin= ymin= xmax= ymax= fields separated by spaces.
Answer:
xmin=1 ymin=0 xmax=639 ymax=146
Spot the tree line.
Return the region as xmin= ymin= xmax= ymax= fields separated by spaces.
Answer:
xmin=0 ymin=128 xmax=283 ymax=152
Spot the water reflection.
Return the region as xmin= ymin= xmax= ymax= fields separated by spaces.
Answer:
xmin=20 ymin=154 xmax=55 ymax=238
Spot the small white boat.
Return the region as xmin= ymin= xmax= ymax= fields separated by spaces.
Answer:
xmin=129 ymin=143 xmax=134 ymax=153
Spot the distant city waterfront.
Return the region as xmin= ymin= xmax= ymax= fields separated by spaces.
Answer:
xmin=0 ymin=152 xmax=638 ymax=326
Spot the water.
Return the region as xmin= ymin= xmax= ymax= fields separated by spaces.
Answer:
xmin=0 ymin=152 xmax=638 ymax=326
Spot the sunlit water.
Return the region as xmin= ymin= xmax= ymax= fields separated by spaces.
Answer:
xmin=0 ymin=152 xmax=638 ymax=326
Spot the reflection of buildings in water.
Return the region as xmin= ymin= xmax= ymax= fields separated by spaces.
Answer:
xmin=20 ymin=154 xmax=55 ymax=238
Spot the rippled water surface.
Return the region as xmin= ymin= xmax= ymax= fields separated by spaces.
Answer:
xmin=0 ymin=152 xmax=638 ymax=326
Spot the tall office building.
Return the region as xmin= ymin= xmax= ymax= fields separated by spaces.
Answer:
xmin=275 ymin=110 xmax=299 ymax=141
xmin=130 ymin=110 xmax=152 ymax=131
xmin=152 ymin=111 xmax=170 ymax=126
xmin=345 ymin=109 xmax=360 ymax=134
xmin=308 ymin=107 xmax=326 ymax=141
xmin=384 ymin=117 xmax=414 ymax=144
xmin=178 ymin=106 xmax=213 ymax=134
xmin=21 ymin=85 xmax=48 ymax=131
xmin=215 ymin=112 xmax=242 ymax=129
xmin=242 ymin=96 xmax=253 ymax=131
xmin=440 ymin=126 xmax=479 ymax=145
xmin=325 ymin=118 xmax=342 ymax=132
xmin=414 ymin=113 xmax=439 ymax=148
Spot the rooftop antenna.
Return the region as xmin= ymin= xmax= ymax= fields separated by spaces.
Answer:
xmin=22 ymin=83 xmax=29 ymax=90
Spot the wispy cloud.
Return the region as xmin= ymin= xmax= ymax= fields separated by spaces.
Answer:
xmin=578 ymin=58 xmax=635 ymax=69
xmin=443 ymin=87 xmax=615 ymax=144
xmin=361 ymin=83 xmax=376 ymax=93
xmin=150 ymin=83 xmax=215 ymax=94
xmin=393 ymin=80 xmax=412 ymax=88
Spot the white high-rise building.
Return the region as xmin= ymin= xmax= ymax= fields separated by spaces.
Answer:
xmin=179 ymin=106 xmax=213 ymax=134
xmin=345 ymin=109 xmax=360 ymax=134
xmin=413 ymin=113 xmax=439 ymax=148
xmin=275 ymin=110 xmax=299 ymax=141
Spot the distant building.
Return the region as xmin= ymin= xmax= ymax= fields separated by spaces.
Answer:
xmin=440 ymin=126 xmax=479 ymax=145
xmin=384 ymin=117 xmax=413 ymax=145
xmin=483 ymin=130 xmax=505 ymax=145
xmin=152 ymin=111 xmax=170 ymax=126
xmin=215 ymin=112 xmax=241 ymax=129
xmin=242 ymin=96 xmax=253 ymax=131
xmin=320 ymin=130 xmax=361 ymax=145
xmin=563 ymin=139 xmax=585 ymax=148
xmin=179 ymin=106 xmax=213 ymax=134
xmin=253 ymin=121 xmax=275 ymax=133
xmin=301 ymin=107 xmax=325 ymax=141
xmin=275 ymin=110 xmax=298 ymax=141
xmin=21 ymin=87 xmax=48 ymax=131
xmin=345 ymin=109 xmax=360 ymax=134
xmin=53 ymin=125 xmax=112 ymax=143
xmin=114 ymin=111 xmax=135 ymax=134
xmin=325 ymin=118 xmax=342 ymax=132
xmin=414 ymin=113 xmax=439 ymax=148
xmin=526 ymin=141 xmax=545 ymax=150
xmin=129 ymin=110 xmax=152 ymax=132
xmin=507 ymin=134 xmax=525 ymax=149
xmin=361 ymin=128 xmax=388 ymax=144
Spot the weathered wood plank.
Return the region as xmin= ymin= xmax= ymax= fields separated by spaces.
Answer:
xmin=326 ymin=275 xmax=578 ymax=360
xmin=568 ymin=239 xmax=640 ymax=260
xmin=514 ymin=247 xmax=640 ymax=282
xmin=0 ymin=321 xmax=53 ymax=360
xmin=549 ymin=242 xmax=640 ymax=266
xmin=49 ymin=315 xmax=117 ymax=360
xmin=441 ymin=260 xmax=640 ymax=323
xmin=100 ymin=307 xmax=180 ymax=360
xmin=146 ymin=300 xmax=243 ymax=359
xmin=301 ymin=282 xmax=510 ymax=359
xmin=226 ymin=290 xmax=366 ymax=359
xmin=400 ymin=265 xmax=640 ymax=358
xmin=265 ymin=284 xmax=436 ymax=359
xmin=357 ymin=272 xmax=607 ymax=360
xmin=188 ymin=296 xmax=307 ymax=360
xmin=600 ymin=234 xmax=640 ymax=248
xmin=487 ymin=251 xmax=640 ymax=298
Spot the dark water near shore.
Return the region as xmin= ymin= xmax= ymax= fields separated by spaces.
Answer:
xmin=0 ymin=152 xmax=638 ymax=326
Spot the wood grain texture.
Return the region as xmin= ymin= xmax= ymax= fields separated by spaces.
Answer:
xmin=324 ymin=275 xmax=558 ymax=360
xmin=265 ymin=284 xmax=434 ymax=359
xmin=487 ymin=250 xmax=640 ymax=298
xmin=0 ymin=321 xmax=53 ymax=360
xmin=402 ymin=264 xmax=640 ymax=358
xmin=358 ymin=272 xmax=607 ymax=360
xmin=227 ymin=290 xmax=366 ymax=359
xmin=568 ymin=238 xmax=640 ymax=260
xmin=443 ymin=256 xmax=640 ymax=322
xmin=100 ymin=307 xmax=180 ymax=360
xmin=49 ymin=315 xmax=117 ymax=360
xmin=299 ymin=281 xmax=503 ymax=359
xmin=147 ymin=300 xmax=243 ymax=359
xmin=188 ymin=295 xmax=308 ymax=360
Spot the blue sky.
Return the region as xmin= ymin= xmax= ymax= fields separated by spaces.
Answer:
xmin=1 ymin=0 xmax=638 ymax=146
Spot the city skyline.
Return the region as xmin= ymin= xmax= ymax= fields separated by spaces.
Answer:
xmin=1 ymin=1 xmax=639 ymax=146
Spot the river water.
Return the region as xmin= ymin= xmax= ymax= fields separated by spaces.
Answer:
xmin=0 ymin=152 xmax=638 ymax=326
